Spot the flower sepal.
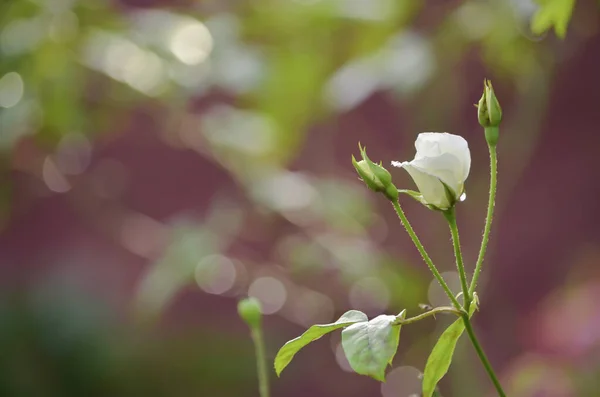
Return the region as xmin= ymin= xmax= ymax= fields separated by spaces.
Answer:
xmin=440 ymin=181 xmax=464 ymax=210
xmin=399 ymin=186 xmax=460 ymax=212
xmin=398 ymin=189 xmax=425 ymax=203
xmin=397 ymin=189 xmax=438 ymax=210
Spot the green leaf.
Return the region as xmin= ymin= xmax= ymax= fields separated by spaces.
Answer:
xmin=531 ymin=0 xmax=576 ymax=39
xmin=341 ymin=310 xmax=406 ymax=381
xmin=421 ymin=304 xmax=477 ymax=397
xmin=274 ymin=310 xmax=367 ymax=376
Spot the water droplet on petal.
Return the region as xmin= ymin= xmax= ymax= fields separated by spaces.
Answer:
xmin=459 ymin=192 xmax=467 ymax=201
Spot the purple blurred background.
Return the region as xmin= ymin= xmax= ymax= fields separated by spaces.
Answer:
xmin=1 ymin=0 xmax=600 ymax=396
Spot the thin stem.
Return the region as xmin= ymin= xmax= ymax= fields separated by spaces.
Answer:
xmin=391 ymin=200 xmax=461 ymax=310
xmin=461 ymin=315 xmax=506 ymax=397
xmin=469 ymin=143 xmax=498 ymax=296
xmin=393 ymin=306 xmax=461 ymax=326
xmin=251 ymin=326 xmax=270 ymax=397
xmin=443 ymin=208 xmax=471 ymax=312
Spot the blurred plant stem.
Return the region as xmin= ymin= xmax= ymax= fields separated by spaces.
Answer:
xmin=391 ymin=200 xmax=461 ymax=310
xmin=238 ymin=298 xmax=269 ymax=397
xmin=251 ymin=326 xmax=270 ymax=397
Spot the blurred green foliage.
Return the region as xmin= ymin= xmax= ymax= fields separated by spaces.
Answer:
xmin=532 ymin=0 xmax=576 ymax=38
xmin=0 ymin=289 xmax=256 ymax=397
xmin=0 ymin=0 xmax=595 ymax=396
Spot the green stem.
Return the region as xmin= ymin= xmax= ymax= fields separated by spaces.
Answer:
xmin=393 ymin=306 xmax=460 ymax=326
xmin=461 ymin=315 xmax=506 ymax=397
xmin=443 ymin=207 xmax=471 ymax=312
xmin=469 ymin=143 xmax=498 ymax=296
xmin=251 ymin=326 xmax=270 ymax=397
xmin=391 ymin=200 xmax=461 ymax=310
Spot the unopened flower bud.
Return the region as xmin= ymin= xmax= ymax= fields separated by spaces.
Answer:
xmin=238 ymin=297 xmax=262 ymax=328
xmin=352 ymin=144 xmax=398 ymax=201
xmin=477 ymin=80 xmax=502 ymax=145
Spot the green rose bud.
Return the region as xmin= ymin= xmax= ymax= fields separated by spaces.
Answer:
xmin=476 ymin=79 xmax=502 ymax=146
xmin=238 ymin=297 xmax=262 ymax=328
xmin=352 ymin=144 xmax=398 ymax=201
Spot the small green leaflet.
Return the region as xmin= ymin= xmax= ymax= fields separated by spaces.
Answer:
xmin=531 ymin=0 xmax=576 ymax=39
xmin=274 ymin=310 xmax=367 ymax=376
xmin=421 ymin=304 xmax=477 ymax=397
xmin=341 ymin=310 xmax=406 ymax=382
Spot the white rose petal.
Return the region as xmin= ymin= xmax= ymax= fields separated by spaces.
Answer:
xmin=392 ymin=132 xmax=471 ymax=209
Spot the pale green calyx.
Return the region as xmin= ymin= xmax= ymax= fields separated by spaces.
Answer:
xmin=352 ymin=144 xmax=398 ymax=201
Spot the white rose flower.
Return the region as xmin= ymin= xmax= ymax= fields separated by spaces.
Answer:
xmin=392 ymin=132 xmax=471 ymax=210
